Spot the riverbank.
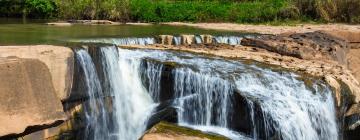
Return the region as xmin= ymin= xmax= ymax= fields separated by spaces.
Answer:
xmin=163 ymin=22 xmax=360 ymax=35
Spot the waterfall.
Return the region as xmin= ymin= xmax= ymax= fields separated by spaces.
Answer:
xmin=75 ymin=49 xmax=110 ymax=140
xmin=75 ymin=47 xmax=338 ymax=140
xmin=100 ymin=47 xmax=156 ymax=140
xmin=174 ymin=68 xmax=232 ymax=127
xmin=77 ymin=37 xmax=155 ymax=46
xmin=195 ymin=35 xmax=203 ymax=44
xmin=214 ymin=36 xmax=242 ymax=45
xmin=173 ymin=36 xmax=181 ymax=46
xmin=235 ymin=70 xmax=338 ymax=140
xmin=140 ymin=61 xmax=163 ymax=102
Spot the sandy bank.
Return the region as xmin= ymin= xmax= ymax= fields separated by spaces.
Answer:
xmin=163 ymin=22 xmax=360 ymax=35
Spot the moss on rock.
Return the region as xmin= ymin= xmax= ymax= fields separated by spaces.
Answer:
xmin=142 ymin=121 xmax=229 ymax=140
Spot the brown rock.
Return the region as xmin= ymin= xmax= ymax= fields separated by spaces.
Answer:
xmin=347 ymin=49 xmax=360 ymax=88
xmin=0 ymin=45 xmax=74 ymax=101
xmin=241 ymin=31 xmax=349 ymax=65
xmin=323 ymin=30 xmax=360 ymax=43
xmin=0 ymin=57 xmax=66 ymax=137
xmin=158 ymin=35 xmax=174 ymax=45
xmin=181 ymin=35 xmax=195 ymax=45
xmin=325 ymin=75 xmax=342 ymax=107
xmin=201 ymin=35 xmax=213 ymax=44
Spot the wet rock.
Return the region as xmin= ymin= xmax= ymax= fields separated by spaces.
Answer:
xmin=181 ymin=34 xmax=195 ymax=45
xmin=201 ymin=35 xmax=213 ymax=44
xmin=146 ymin=102 xmax=178 ymax=130
xmin=158 ymin=35 xmax=174 ymax=45
xmin=345 ymin=104 xmax=360 ymax=140
xmin=241 ymin=31 xmax=349 ymax=65
xmin=141 ymin=121 xmax=229 ymax=140
xmin=0 ymin=57 xmax=66 ymax=138
xmin=140 ymin=59 xmax=176 ymax=102
xmin=0 ymin=45 xmax=74 ymax=101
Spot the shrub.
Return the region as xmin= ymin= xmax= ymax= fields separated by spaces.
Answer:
xmin=25 ymin=0 xmax=56 ymax=18
xmin=294 ymin=0 xmax=360 ymax=23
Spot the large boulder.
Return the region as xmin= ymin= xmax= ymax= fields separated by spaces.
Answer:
xmin=0 ymin=45 xmax=74 ymax=101
xmin=0 ymin=57 xmax=66 ymax=138
xmin=141 ymin=122 xmax=229 ymax=140
xmin=241 ymin=31 xmax=349 ymax=65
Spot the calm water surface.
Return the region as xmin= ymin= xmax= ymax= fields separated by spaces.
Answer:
xmin=0 ymin=18 xmax=246 ymax=45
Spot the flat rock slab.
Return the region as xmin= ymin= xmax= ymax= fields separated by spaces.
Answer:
xmin=241 ymin=31 xmax=349 ymax=65
xmin=0 ymin=57 xmax=66 ymax=137
xmin=0 ymin=45 xmax=74 ymax=101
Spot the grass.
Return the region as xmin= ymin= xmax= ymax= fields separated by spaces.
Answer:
xmin=129 ymin=0 xmax=290 ymax=23
xmin=0 ymin=0 xmax=359 ymax=24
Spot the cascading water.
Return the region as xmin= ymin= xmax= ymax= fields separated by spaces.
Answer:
xmin=174 ymin=68 xmax=232 ymax=128
xmin=75 ymin=49 xmax=110 ymax=140
xmin=214 ymin=36 xmax=242 ymax=45
xmin=77 ymin=37 xmax=155 ymax=46
xmin=235 ymin=70 xmax=338 ymax=140
xmin=173 ymin=36 xmax=181 ymax=45
xmin=100 ymin=47 xmax=156 ymax=140
xmin=75 ymin=46 xmax=338 ymax=140
xmin=195 ymin=35 xmax=203 ymax=44
xmin=140 ymin=61 xmax=163 ymax=102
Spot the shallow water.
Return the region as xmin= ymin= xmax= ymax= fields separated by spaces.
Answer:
xmin=0 ymin=19 xmax=246 ymax=45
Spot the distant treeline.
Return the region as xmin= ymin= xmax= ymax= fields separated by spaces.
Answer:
xmin=0 ymin=0 xmax=359 ymax=23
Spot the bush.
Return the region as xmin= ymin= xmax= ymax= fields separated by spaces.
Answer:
xmin=54 ymin=0 xmax=129 ymax=20
xmin=25 ymin=0 xmax=56 ymax=18
xmin=129 ymin=0 xmax=289 ymax=23
xmin=294 ymin=0 xmax=360 ymax=23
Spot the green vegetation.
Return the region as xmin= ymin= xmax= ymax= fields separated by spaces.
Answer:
xmin=0 ymin=0 xmax=359 ymax=23
xmin=149 ymin=121 xmax=229 ymax=140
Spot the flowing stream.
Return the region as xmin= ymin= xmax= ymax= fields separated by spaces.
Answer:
xmin=74 ymin=46 xmax=338 ymax=140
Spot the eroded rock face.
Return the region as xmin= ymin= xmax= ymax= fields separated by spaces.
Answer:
xmin=241 ymin=31 xmax=349 ymax=65
xmin=0 ymin=45 xmax=74 ymax=101
xmin=0 ymin=57 xmax=66 ymax=138
xmin=141 ymin=122 xmax=229 ymax=140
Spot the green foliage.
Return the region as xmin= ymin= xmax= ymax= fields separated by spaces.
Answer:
xmin=54 ymin=0 xmax=129 ymax=20
xmin=0 ymin=0 xmax=26 ymax=17
xmin=25 ymin=0 xmax=56 ymax=18
xmin=294 ymin=0 xmax=360 ymax=23
xmin=0 ymin=0 xmax=359 ymax=23
xmin=129 ymin=0 xmax=289 ymax=23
